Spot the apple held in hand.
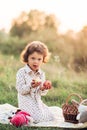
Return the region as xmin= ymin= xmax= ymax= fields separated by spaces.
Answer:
xmin=34 ymin=77 xmax=41 ymax=83
xmin=43 ymin=80 xmax=52 ymax=90
xmin=31 ymin=77 xmax=41 ymax=88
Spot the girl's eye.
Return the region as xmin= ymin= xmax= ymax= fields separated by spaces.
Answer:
xmin=31 ymin=57 xmax=35 ymax=60
xmin=38 ymin=58 xmax=42 ymax=61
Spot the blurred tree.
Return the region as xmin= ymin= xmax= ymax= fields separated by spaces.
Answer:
xmin=10 ymin=10 xmax=59 ymax=38
xmin=71 ymin=26 xmax=87 ymax=71
xmin=0 ymin=30 xmax=8 ymax=43
xmin=10 ymin=11 xmax=31 ymax=37
xmin=81 ymin=25 xmax=87 ymax=37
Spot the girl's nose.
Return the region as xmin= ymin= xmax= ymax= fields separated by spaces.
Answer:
xmin=34 ymin=59 xmax=38 ymax=63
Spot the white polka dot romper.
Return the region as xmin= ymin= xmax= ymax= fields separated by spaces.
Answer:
xmin=16 ymin=64 xmax=54 ymax=123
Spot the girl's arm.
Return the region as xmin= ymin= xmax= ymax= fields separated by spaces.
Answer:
xmin=16 ymin=69 xmax=32 ymax=95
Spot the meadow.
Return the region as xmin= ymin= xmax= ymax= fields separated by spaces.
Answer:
xmin=0 ymin=53 xmax=87 ymax=130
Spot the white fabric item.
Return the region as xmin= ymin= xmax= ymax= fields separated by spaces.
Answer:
xmin=30 ymin=106 xmax=87 ymax=129
xmin=0 ymin=103 xmax=18 ymax=124
xmin=0 ymin=104 xmax=87 ymax=129
xmin=16 ymin=64 xmax=54 ymax=123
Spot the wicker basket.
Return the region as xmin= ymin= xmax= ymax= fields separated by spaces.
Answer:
xmin=62 ymin=93 xmax=82 ymax=123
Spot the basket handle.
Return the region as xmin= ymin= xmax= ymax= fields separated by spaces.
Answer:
xmin=80 ymin=99 xmax=87 ymax=105
xmin=65 ymin=93 xmax=82 ymax=104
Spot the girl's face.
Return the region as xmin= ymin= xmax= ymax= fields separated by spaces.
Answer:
xmin=28 ymin=52 xmax=43 ymax=72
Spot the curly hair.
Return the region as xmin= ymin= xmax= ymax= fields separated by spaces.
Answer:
xmin=20 ymin=41 xmax=51 ymax=64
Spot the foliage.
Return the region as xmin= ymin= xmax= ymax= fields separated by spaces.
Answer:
xmin=10 ymin=10 xmax=59 ymax=38
xmin=0 ymin=35 xmax=27 ymax=55
xmin=0 ymin=124 xmax=65 ymax=130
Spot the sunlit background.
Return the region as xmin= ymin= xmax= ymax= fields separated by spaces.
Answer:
xmin=0 ymin=0 xmax=87 ymax=33
xmin=0 ymin=2 xmax=87 ymax=129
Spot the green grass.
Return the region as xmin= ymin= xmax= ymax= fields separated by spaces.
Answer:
xmin=0 ymin=124 xmax=85 ymax=130
xmin=0 ymin=53 xmax=87 ymax=130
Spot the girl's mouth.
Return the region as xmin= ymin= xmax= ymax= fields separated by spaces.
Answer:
xmin=33 ymin=65 xmax=38 ymax=68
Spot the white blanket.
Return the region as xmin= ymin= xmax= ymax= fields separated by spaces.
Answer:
xmin=0 ymin=103 xmax=87 ymax=129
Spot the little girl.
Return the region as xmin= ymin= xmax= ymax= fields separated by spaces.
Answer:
xmin=16 ymin=41 xmax=54 ymax=123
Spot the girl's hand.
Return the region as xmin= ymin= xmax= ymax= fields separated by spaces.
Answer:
xmin=31 ymin=79 xmax=41 ymax=88
xmin=40 ymin=80 xmax=52 ymax=91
